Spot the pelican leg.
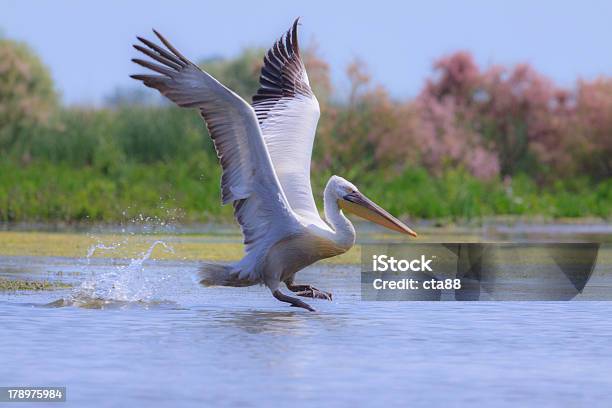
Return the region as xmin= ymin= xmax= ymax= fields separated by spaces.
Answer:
xmin=284 ymin=277 xmax=333 ymax=301
xmin=273 ymin=289 xmax=315 ymax=312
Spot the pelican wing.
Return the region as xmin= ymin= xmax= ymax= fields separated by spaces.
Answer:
xmin=131 ymin=31 xmax=298 ymax=261
xmin=252 ymin=19 xmax=321 ymax=220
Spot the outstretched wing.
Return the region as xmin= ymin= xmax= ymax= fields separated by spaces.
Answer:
xmin=252 ymin=18 xmax=321 ymax=221
xmin=131 ymin=31 xmax=298 ymax=266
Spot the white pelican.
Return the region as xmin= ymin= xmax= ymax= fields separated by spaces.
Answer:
xmin=131 ymin=18 xmax=417 ymax=311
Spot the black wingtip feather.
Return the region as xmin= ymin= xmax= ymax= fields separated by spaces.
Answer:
xmin=135 ymin=35 xmax=186 ymax=68
xmin=130 ymin=74 xmax=152 ymax=81
xmin=152 ymin=29 xmax=190 ymax=64
xmin=291 ymin=18 xmax=300 ymax=54
xmin=132 ymin=57 xmax=173 ymax=76
xmin=133 ymin=44 xmax=182 ymax=71
xmin=251 ymin=17 xmax=313 ymax=120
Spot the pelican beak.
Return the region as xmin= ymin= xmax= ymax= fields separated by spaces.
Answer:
xmin=339 ymin=191 xmax=418 ymax=237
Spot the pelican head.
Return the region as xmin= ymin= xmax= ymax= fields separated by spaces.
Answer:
xmin=328 ymin=176 xmax=417 ymax=237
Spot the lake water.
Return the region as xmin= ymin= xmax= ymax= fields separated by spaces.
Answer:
xmin=1 ymin=224 xmax=612 ymax=407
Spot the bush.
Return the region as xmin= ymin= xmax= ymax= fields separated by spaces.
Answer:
xmin=0 ymin=38 xmax=57 ymax=155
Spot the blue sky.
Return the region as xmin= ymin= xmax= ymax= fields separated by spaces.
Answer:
xmin=3 ymin=0 xmax=612 ymax=105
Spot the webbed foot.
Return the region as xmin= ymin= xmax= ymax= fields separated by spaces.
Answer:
xmin=273 ymin=290 xmax=316 ymax=312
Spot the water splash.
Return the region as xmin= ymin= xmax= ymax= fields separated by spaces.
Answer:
xmin=52 ymin=204 xmax=184 ymax=308
xmin=65 ymin=239 xmax=175 ymax=307
xmin=85 ymin=240 xmax=127 ymax=261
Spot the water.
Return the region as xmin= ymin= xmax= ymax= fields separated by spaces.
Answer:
xmin=1 ymin=227 xmax=612 ymax=407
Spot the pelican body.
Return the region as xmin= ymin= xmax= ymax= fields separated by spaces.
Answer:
xmin=132 ymin=19 xmax=417 ymax=311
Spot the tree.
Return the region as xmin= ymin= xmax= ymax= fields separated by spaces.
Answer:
xmin=198 ymin=48 xmax=265 ymax=101
xmin=0 ymin=38 xmax=57 ymax=155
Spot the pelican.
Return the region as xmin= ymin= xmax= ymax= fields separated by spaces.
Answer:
xmin=131 ymin=18 xmax=417 ymax=311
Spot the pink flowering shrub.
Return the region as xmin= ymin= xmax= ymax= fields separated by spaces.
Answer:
xmin=301 ymin=51 xmax=608 ymax=182
xmin=412 ymin=52 xmax=579 ymax=180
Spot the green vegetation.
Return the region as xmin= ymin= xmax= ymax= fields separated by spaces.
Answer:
xmin=0 ymin=277 xmax=72 ymax=291
xmin=1 ymin=158 xmax=609 ymax=222
xmin=0 ymin=37 xmax=609 ymax=223
xmin=358 ymin=169 xmax=611 ymax=220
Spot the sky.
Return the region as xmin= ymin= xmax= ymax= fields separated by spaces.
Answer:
xmin=2 ymin=0 xmax=612 ymax=105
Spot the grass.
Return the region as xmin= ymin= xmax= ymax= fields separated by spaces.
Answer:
xmin=0 ymin=155 xmax=230 ymax=223
xmin=0 ymin=231 xmax=362 ymax=264
xmin=1 ymin=160 xmax=609 ymax=224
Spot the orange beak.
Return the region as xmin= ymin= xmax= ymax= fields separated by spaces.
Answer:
xmin=339 ymin=191 xmax=417 ymax=237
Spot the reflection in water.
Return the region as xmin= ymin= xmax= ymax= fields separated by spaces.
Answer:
xmin=45 ymin=297 xmax=182 ymax=310
xmin=201 ymin=309 xmax=343 ymax=336
xmin=212 ymin=310 xmax=306 ymax=334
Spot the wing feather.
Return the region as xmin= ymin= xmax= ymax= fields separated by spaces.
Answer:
xmin=252 ymin=18 xmax=321 ymax=221
xmin=131 ymin=31 xmax=299 ymax=273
